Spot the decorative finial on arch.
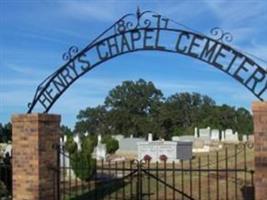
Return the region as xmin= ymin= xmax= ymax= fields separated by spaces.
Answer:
xmin=136 ymin=6 xmax=141 ymax=18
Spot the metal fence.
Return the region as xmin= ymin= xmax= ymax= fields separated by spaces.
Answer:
xmin=56 ymin=143 xmax=254 ymax=200
xmin=0 ymin=155 xmax=12 ymax=200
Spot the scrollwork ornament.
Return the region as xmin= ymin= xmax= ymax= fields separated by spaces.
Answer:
xmin=62 ymin=46 xmax=79 ymax=61
xmin=114 ymin=8 xmax=154 ymax=34
xmin=237 ymin=143 xmax=244 ymax=150
xmin=210 ymin=27 xmax=233 ymax=43
xmin=246 ymin=141 xmax=254 ymax=149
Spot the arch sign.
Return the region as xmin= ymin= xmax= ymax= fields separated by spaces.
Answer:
xmin=27 ymin=8 xmax=267 ymax=113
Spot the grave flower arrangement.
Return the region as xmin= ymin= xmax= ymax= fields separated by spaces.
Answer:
xmin=143 ymin=154 xmax=152 ymax=162
xmin=159 ymin=154 xmax=168 ymax=162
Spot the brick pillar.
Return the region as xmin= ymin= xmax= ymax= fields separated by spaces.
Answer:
xmin=252 ymin=102 xmax=267 ymax=200
xmin=12 ymin=114 xmax=61 ymax=200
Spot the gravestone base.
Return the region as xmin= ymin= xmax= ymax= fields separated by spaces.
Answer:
xmin=12 ymin=114 xmax=61 ymax=200
xmin=252 ymin=102 xmax=267 ymax=200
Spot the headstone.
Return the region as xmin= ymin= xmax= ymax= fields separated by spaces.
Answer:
xmin=242 ymin=135 xmax=248 ymax=142
xmin=60 ymin=151 xmax=70 ymax=168
xmin=96 ymin=144 xmax=107 ymax=160
xmin=234 ymin=131 xmax=239 ymax=141
xmin=95 ymin=134 xmax=107 ymax=160
xmin=3 ymin=144 xmax=12 ymax=157
xmin=112 ymin=134 xmax=124 ymax=141
xmin=177 ymin=141 xmax=193 ymax=160
xmin=248 ymin=135 xmax=254 ymax=143
xmin=199 ymin=127 xmax=210 ymax=140
xmin=224 ymin=129 xmax=239 ymax=143
xmin=179 ymin=135 xmax=194 ymax=142
xmin=60 ymin=137 xmax=64 ymax=146
xmin=98 ymin=134 xmax=102 ymax=144
xmin=148 ymin=133 xmax=153 ymax=142
xmin=117 ymin=137 xmax=145 ymax=155
xmin=137 ymin=141 xmax=179 ymax=162
xmin=221 ymin=130 xmax=225 ymax=141
xmin=194 ymin=127 xmax=198 ymax=138
xmin=73 ymin=134 xmax=81 ymax=151
xmin=211 ymin=129 xmax=220 ymax=141
xmin=172 ymin=136 xmax=180 ymax=141
xmin=64 ymin=135 xmax=67 ymax=143
xmin=84 ymin=131 xmax=89 ymax=137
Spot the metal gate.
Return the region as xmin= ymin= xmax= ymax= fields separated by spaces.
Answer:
xmin=55 ymin=143 xmax=254 ymax=200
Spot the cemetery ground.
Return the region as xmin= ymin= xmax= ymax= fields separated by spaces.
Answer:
xmin=61 ymin=143 xmax=254 ymax=200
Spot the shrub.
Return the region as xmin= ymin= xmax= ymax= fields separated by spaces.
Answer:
xmin=70 ymin=151 xmax=96 ymax=181
xmin=102 ymin=136 xmax=119 ymax=154
xmin=65 ymin=136 xmax=77 ymax=154
xmin=68 ymin=135 xmax=97 ymax=181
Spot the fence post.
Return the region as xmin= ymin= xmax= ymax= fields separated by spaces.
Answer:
xmin=252 ymin=102 xmax=267 ymax=200
xmin=136 ymin=161 xmax=142 ymax=200
xmin=12 ymin=113 xmax=61 ymax=200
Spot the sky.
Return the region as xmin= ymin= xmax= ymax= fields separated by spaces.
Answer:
xmin=1 ymin=0 xmax=267 ymax=129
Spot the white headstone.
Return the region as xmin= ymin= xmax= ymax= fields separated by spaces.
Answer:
xmin=137 ymin=141 xmax=179 ymax=163
xmin=61 ymin=151 xmax=70 ymax=168
xmin=221 ymin=131 xmax=225 ymax=141
xmin=148 ymin=133 xmax=153 ymax=142
xmin=211 ymin=129 xmax=220 ymax=141
xmin=172 ymin=136 xmax=180 ymax=141
xmin=224 ymin=129 xmax=239 ymax=143
xmin=73 ymin=134 xmax=81 ymax=151
xmin=98 ymin=134 xmax=102 ymax=144
xmin=112 ymin=135 xmax=124 ymax=141
xmin=199 ymin=128 xmax=210 ymax=140
xmin=96 ymin=144 xmax=107 ymax=160
xmin=60 ymin=137 xmax=64 ymax=145
xmin=225 ymin=129 xmax=233 ymax=136
xmin=194 ymin=127 xmax=198 ymax=138
xmin=242 ymin=135 xmax=248 ymax=142
xmin=248 ymin=135 xmax=254 ymax=143
xmin=234 ymin=131 xmax=239 ymax=141
xmin=84 ymin=131 xmax=89 ymax=137
xmin=3 ymin=144 xmax=12 ymax=157
xmin=64 ymin=135 xmax=67 ymax=143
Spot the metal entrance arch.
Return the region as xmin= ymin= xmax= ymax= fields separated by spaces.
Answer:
xmin=27 ymin=8 xmax=267 ymax=113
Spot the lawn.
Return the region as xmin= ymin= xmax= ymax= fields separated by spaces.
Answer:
xmin=60 ymin=143 xmax=254 ymax=200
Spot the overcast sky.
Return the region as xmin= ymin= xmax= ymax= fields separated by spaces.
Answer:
xmin=1 ymin=0 xmax=267 ymax=129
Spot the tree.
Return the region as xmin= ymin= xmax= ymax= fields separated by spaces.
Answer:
xmin=235 ymin=107 xmax=253 ymax=135
xmin=0 ymin=123 xmax=12 ymax=142
xmin=61 ymin=125 xmax=72 ymax=136
xmin=104 ymin=79 xmax=164 ymax=137
xmin=73 ymin=80 xmax=253 ymax=140
xmin=0 ymin=123 xmax=3 ymax=143
xmin=74 ymin=106 xmax=108 ymax=135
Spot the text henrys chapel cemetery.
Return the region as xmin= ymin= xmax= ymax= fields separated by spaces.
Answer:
xmin=34 ymin=14 xmax=266 ymax=112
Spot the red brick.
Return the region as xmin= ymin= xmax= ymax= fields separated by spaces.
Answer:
xmin=12 ymin=113 xmax=60 ymax=200
xmin=252 ymin=102 xmax=267 ymax=200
